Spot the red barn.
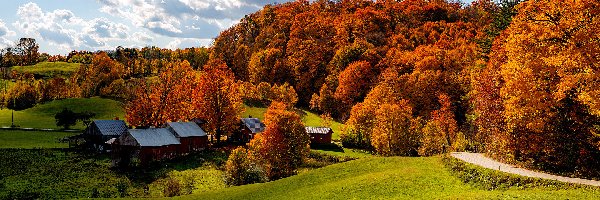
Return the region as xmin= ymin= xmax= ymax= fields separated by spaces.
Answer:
xmin=165 ymin=122 xmax=208 ymax=154
xmin=305 ymin=127 xmax=333 ymax=144
xmin=115 ymin=128 xmax=181 ymax=166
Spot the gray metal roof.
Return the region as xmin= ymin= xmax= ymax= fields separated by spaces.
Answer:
xmin=93 ymin=120 xmax=128 ymax=136
xmin=128 ymin=128 xmax=181 ymax=147
xmin=241 ymin=118 xmax=266 ymax=133
xmin=305 ymin=127 xmax=333 ymax=135
xmin=166 ymin=122 xmax=207 ymax=137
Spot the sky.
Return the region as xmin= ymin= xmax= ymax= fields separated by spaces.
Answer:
xmin=0 ymin=0 xmax=475 ymax=55
xmin=0 ymin=0 xmax=294 ymax=55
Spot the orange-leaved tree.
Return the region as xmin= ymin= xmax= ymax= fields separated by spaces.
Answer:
xmin=371 ymin=101 xmax=420 ymax=156
xmin=491 ymin=0 xmax=600 ymax=175
xmin=419 ymin=93 xmax=463 ymax=156
xmin=247 ymin=102 xmax=309 ymax=180
xmin=126 ymin=61 xmax=196 ymax=127
xmin=194 ymin=60 xmax=244 ymax=144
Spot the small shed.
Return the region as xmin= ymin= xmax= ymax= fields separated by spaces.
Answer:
xmin=83 ymin=120 xmax=128 ymax=152
xmin=116 ymin=128 xmax=181 ymax=165
xmin=165 ymin=122 xmax=208 ymax=154
xmin=234 ymin=118 xmax=266 ymax=143
xmin=305 ymin=127 xmax=333 ymax=144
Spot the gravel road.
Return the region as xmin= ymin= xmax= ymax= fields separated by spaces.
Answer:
xmin=451 ymin=152 xmax=600 ymax=187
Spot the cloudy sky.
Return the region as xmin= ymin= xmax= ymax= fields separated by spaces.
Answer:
xmin=0 ymin=0 xmax=294 ymax=55
xmin=0 ymin=0 xmax=476 ymax=55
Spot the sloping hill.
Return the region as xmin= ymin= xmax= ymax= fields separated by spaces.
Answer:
xmin=0 ymin=97 xmax=124 ymax=129
xmin=241 ymin=105 xmax=343 ymax=140
xmin=11 ymin=61 xmax=81 ymax=78
xmin=173 ymin=157 xmax=599 ymax=200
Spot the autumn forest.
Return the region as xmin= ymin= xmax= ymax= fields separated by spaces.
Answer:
xmin=2 ymin=0 xmax=600 ymax=198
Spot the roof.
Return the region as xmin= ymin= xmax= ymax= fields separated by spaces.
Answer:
xmin=92 ymin=120 xmax=128 ymax=136
xmin=128 ymin=128 xmax=181 ymax=147
xmin=305 ymin=127 xmax=333 ymax=135
xmin=166 ymin=122 xmax=207 ymax=137
xmin=241 ymin=118 xmax=266 ymax=133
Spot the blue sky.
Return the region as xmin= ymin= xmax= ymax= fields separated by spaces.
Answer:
xmin=0 ymin=0 xmax=475 ymax=55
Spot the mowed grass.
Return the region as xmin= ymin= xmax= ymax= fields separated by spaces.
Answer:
xmin=241 ymin=105 xmax=344 ymax=140
xmin=11 ymin=61 xmax=81 ymax=78
xmin=0 ymin=130 xmax=76 ymax=148
xmin=173 ymin=156 xmax=600 ymax=200
xmin=0 ymin=97 xmax=125 ymax=129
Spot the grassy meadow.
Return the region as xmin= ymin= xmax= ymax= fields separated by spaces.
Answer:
xmin=0 ymin=130 xmax=77 ymax=148
xmin=0 ymin=148 xmax=229 ymax=199
xmin=0 ymin=97 xmax=124 ymax=129
xmin=11 ymin=62 xmax=81 ymax=78
xmin=173 ymin=157 xmax=600 ymax=200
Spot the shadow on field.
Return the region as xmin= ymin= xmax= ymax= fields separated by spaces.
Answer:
xmin=115 ymin=150 xmax=228 ymax=185
xmin=310 ymin=143 xmax=344 ymax=153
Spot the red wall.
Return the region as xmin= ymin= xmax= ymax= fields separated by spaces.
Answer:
xmin=310 ymin=132 xmax=332 ymax=144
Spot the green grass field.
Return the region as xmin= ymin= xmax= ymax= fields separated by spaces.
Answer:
xmin=0 ymin=149 xmax=229 ymax=199
xmin=0 ymin=130 xmax=77 ymax=148
xmin=0 ymin=97 xmax=124 ymax=129
xmin=241 ymin=105 xmax=344 ymax=140
xmin=11 ymin=62 xmax=81 ymax=78
xmin=173 ymin=156 xmax=599 ymax=200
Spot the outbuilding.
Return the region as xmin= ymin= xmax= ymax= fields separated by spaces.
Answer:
xmin=234 ymin=117 xmax=266 ymax=143
xmin=165 ymin=122 xmax=208 ymax=154
xmin=305 ymin=127 xmax=333 ymax=144
xmin=115 ymin=128 xmax=181 ymax=165
xmin=83 ymin=120 xmax=128 ymax=152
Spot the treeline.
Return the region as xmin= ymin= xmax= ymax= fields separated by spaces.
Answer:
xmin=211 ymin=0 xmax=600 ymax=178
xmin=0 ymin=38 xmax=40 ymax=67
xmin=3 ymin=46 xmax=210 ymax=110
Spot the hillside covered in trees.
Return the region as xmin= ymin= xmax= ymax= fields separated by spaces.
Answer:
xmin=211 ymin=0 xmax=600 ymax=178
xmin=2 ymin=0 xmax=599 ymax=181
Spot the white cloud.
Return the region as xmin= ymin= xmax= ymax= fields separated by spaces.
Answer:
xmin=0 ymin=19 xmax=15 ymax=37
xmin=98 ymin=0 xmax=291 ymax=38
xmin=11 ymin=2 xmax=137 ymax=53
xmin=84 ymin=18 xmax=129 ymax=39
xmin=133 ymin=32 xmax=154 ymax=43
xmin=166 ymin=38 xmax=211 ymax=49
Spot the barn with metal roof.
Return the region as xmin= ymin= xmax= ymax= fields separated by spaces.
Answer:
xmin=165 ymin=122 xmax=209 ymax=153
xmin=233 ymin=118 xmax=266 ymax=143
xmin=116 ymin=128 xmax=181 ymax=165
xmin=305 ymin=127 xmax=333 ymax=144
xmin=83 ymin=120 xmax=129 ymax=152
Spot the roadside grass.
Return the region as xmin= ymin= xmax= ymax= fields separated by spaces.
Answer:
xmin=241 ymin=104 xmax=344 ymax=140
xmin=0 ymin=97 xmax=124 ymax=130
xmin=172 ymin=156 xmax=600 ymax=200
xmin=11 ymin=62 xmax=81 ymax=78
xmin=0 ymin=130 xmax=77 ymax=148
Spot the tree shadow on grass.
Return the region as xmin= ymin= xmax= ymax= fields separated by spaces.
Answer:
xmin=310 ymin=143 xmax=344 ymax=153
xmin=115 ymin=149 xmax=228 ymax=185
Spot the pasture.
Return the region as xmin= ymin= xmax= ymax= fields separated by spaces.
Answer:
xmin=11 ymin=61 xmax=81 ymax=78
xmin=174 ymin=157 xmax=600 ymax=200
xmin=0 ymin=130 xmax=76 ymax=148
xmin=0 ymin=97 xmax=124 ymax=129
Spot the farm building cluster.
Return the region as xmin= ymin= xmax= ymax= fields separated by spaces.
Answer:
xmin=80 ymin=117 xmax=333 ymax=166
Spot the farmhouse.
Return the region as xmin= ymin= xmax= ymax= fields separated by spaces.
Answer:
xmin=305 ymin=127 xmax=333 ymax=144
xmin=233 ymin=117 xmax=266 ymax=143
xmin=83 ymin=120 xmax=128 ymax=152
xmin=115 ymin=128 xmax=181 ymax=165
xmin=165 ymin=122 xmax=208 ymax=154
